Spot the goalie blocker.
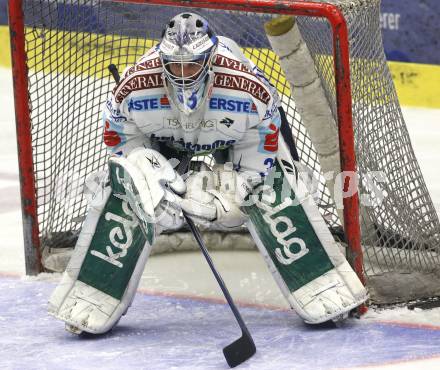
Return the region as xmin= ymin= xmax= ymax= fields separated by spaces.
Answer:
xmin=48 ymin=131 xmax=367 ymax=334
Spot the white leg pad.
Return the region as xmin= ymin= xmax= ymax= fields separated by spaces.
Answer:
xmin=290 ymin=261 xmax=367 ymax=324
xmin=48 ymin=168 xmax=153 ymax=334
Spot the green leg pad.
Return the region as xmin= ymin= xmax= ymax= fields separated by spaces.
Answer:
xmin=245 ymin=162 xmax=334 ymax=293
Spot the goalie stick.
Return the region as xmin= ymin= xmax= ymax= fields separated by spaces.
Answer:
xmin=108 ymin=64 xmax=256 ymax=368
xmin=176 ymin=155 xmax=256 ymax=368
xmin=184 ymin=213 xmax=256 ymax=368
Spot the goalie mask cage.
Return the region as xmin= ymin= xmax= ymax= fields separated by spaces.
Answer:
xmin=9 ymin=0 xmax=440 ymax=305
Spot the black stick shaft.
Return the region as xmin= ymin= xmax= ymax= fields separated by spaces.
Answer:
xmin=108 ymin=63 xmax=120 ymax=83
xmin=184 ymin=214 xmax=251 ymax=336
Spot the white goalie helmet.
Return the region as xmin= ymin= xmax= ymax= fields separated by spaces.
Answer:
xmin=159 ymin=13 xmax=218 ymax=115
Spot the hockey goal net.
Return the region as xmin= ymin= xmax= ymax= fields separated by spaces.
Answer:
xmin=9 ymin=0 xmax=440 ymax=305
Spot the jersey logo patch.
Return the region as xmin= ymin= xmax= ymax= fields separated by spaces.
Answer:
xmin=264 ymin=123 xmax=279 ymax=152
xmin=150 ymin=133 xmax=235 ymax=153
xmin=127 ymin=94 xmax=171 ymax=112
xmin=220 ymin=117 xmax=234 ymax=128
xmin=258 ymin=122 xmax=279 ymax=153
xmin=163 ymin=118 xmax=217 ymax=131
xmin=213 ymin=54 xmax=252 ymax=75
xmin=160 ymin=95 xmax=170 ymax=108
xmin=103 ymin=121 xmax=122 ymax=147
xmin=209 ymin=95 xmax=258 ymax=114
xmin=114 ymin=73 xmax=164 ymax=103
xmin=213 ymin=72 xmax=270 ymax=104
xmin=125 ymin=57 xmax=162 ymax=77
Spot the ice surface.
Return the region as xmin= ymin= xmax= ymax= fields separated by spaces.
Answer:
xmin=3 ymin=276 xmax=440 ymax=370
xmin=1 ymin=66 xmax=440 ymax=369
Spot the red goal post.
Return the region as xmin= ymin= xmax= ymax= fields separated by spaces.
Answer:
xmin=9 ymin=0 xmax=43 ymax=273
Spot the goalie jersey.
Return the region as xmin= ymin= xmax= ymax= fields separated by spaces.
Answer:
xmin=102 ymin=36 xmax=281 ymax=178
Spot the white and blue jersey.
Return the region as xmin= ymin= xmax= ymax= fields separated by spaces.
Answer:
xmin=102 ymin=36 xmax=281 ymax=178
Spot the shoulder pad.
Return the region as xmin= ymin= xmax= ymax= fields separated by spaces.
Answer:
xmin=212 ymin=69 xmax=272 ymax=106
xmin=112 ymin=48 xmax=165 ymax=104
xmin=123 ymin=48 xmax=163 ymax=79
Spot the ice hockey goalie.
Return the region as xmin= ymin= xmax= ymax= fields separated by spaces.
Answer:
xmin=48 ymin=12 xmax=367 ymax=334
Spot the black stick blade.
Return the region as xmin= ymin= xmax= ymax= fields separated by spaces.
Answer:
xmin=223 ymin=332 xmax=256 ymax=368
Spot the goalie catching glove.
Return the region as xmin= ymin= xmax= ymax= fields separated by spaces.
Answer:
xmin=179 ymin=163 xmax=253 ymax=230
xmin=113 ymin=147 xmax=187 ymax=234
